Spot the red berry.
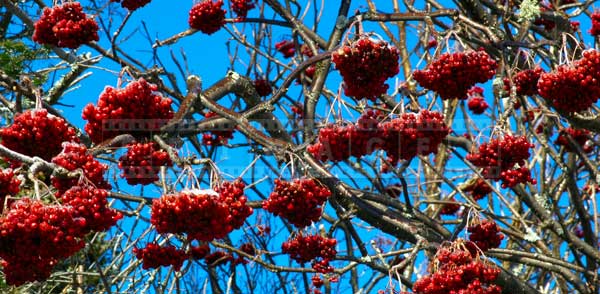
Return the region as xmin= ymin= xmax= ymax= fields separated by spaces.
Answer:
xmin=0 ymin=169 xmax=21 ymax=214
xmin=275 ymin=40 xmax=296 ymax=58
xmin=467 ymin=219 xmax=504 ymax=252
xmin=590 ymin=12 xmax=600 ymax=36
xmin=554 ymin=127 xmax=589 ymax=153
xmin=503 ymin=67 xmax=544 ymax=97
xmin=230 ymin=0 xmax=255 ymax=21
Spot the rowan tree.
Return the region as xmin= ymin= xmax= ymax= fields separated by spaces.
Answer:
xmin=0 ymin=0 xmax=599 ymax=293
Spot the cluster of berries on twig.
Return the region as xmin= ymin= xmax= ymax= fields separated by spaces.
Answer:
xmin=332 ymin=38 xmax=400 ymax=100
xmin=33 ymin=2 xmax=99 ymax=49
xmin=110 ymin=0 xmax=151 ymax=11
xmin=503 ymin=67 xmax=544 ymax=97
xmin=410 ymin=241 xmax=502 ymax=294
xmin=263 ymin=178 xmax=332 ymax=228
xmin=467 ymin=219 xmax=504 ymax=253
xmin=82 ymin=78 xmax=174 ymax=144
xmin=413 ymin=49 xmax=497 ymax=100
xmin=189 ymin=0 xmax=227 ymax=35
xmin=151 ymin=180 xmax=253 ymax=241
xmin=118 ymin=141 xmax=172 ymax=185
xmin=230 ymin=0 xmax=255 ymax=21
xmin=282 ymin=234 xmax=337 ymax=273
xmin=537 ymin=50 xmax=600 ymax=112
xmin=0 ymin=109 xmax=79 ymax=163
xmin=308 ymin=110 xmax=450 ymax=165
xmin=467 ymin=86 xmax=489 ymax=115
xmin=466 ymin=135 xmax=536 ymax=188
xmin=51 ymin=142 xmax=111 ymax=193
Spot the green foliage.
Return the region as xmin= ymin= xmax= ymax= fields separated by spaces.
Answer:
xmin=0 ymin=40 xmax=48 ymax=85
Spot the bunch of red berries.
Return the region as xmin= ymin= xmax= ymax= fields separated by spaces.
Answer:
xmin=213 ymin=180 xmax=254 ymax=230
xmin=189 ymin=0 xmax=226 ymax=34
xmin=412 ymin=242 xmax=502 ymax=294
xmin=538 ymin=50 xmax=600 ymax=112
xmin=440 ymin=198 xmax=461 ymax=215
xmin=307 ymin=110 xmax=384 ymax=162
xmin=253 ymin=78 xmax=272 ymax=96
xmin=133 ymin=243 xmax=188 ymax=271
xmin=467 ymin=220 xmax=504 ymax=253
xmin=463 ymin=178 xmax=493 ymax=201
xmin=282 ymin=234 xmax=337 ymax=273
xmin=554 ymin=128 xmax=590 ymax=152
xmin=381 ymin=110 xmax=450 ymax=164
xmin=275 ymin=40 xmax=296 ymax=58
xmin=590 ymin=12 xmax=600 ymax=36
xmin=466 ymin=135 xmax=536 ymax=188
xmin=0 ymin=169 xmax=20 ymax=214
xmin=202 ymin=111 xmax=235 ymax=146
xmin=503 ymin=67 xmax=544 ymax=96
xmin=151 ymin=181 xmax=252 ymax=241
xmin=230 ymin=0 xmax=255 ymax=21
xmin=263 ymin=178 xmax=332 ymax=228
xmin=82 ymin=78 xmax=174 ymax=144
xmin=467 ymin=86 xmax=489 ymax=114
xmin=0 ymin=109 xmax=79 ymax=163
xmin=190 ymin=244 xmax=211 ymax=260
xmin=110 ymin=0 xmax=151 ymax=10
xmin=118 ymin=142 xmax=172 ymax=185
xmin=554 ymin=127 xmax=590 ymax=153
xmin=0 ymin=199 xmax=87 ymax=285
xmin=33 ymin=2 xmax=99 ymax=49
xmin=413 ymin=49 xmax=497 ymax=100
xmin=59 ymin=185 xmax=122 ymax=232
xmin=332 ymin=38 xmax=400 ymax=100
xmin=51 ymin=142 xmax=111 ymax=193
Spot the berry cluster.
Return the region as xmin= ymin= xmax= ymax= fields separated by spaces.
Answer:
xmin=151 ymin=181 xmax=252 ymax=241
xmin=380 ymin=110 xmax=450 ymax=164
xmin=0 ymin=109 xmax=79 ymax=163
xmin=412 ymin=242 xmax=502 ymax=294
xmin=467 ymin=86 xmax=488 ymax=114
xmin=413 ymin=49 xmax=497 ymax=100
xmin=463 ymin=178 xmax=493 ymax=201
xmin=332 ymin=38 xmax=400 ymax=100
xmin=440 ymin=198 xmax=460 ymax=215
xmin=253 ymin=78 xmax=272 ymax=96
xmin=82 ymin=78 xmax=174 ymax=144
xmin=275 ymin=40 xmax=296 ymax=58
xmin=554 ymin=127 xmax=590 ymax=153
xmin=503 ymin=67 xmax=544 ymax=96
xmin=190 ymin=244 xmax=211 ymax=260
xmin=282 ymin=234 xmax=337 ymax=273
xmin=263 ymin=178 xmax=332 ymax=228
xmin=230 ymin=0 xmax=255 ymax=21
xmin=133 ymin=243 xmax=188 ymax=271
xmin=308 ymin=110 xmax=449 ymax=165
xmin=466 ymin=135 xmax=536 ymax=188
xmin=590 ymin=12 xmax=600 ymax=36
xmin=118 ymin=142 xmax=172 ymax=185
xmin=59 ymin=185 xmax=122 ymax=232
xmin=33 ymin=2 xmax=99 ymax=49
xmin=51 ymin=142 xmax=111 ymax=193
xmin=537 ymin=50 xmax=600 ymax=112
xmin=307 ymin=110 xmax=384 ymax=162
xmin=202 ymin=111 xmax=235 ymax=146
xmin=110 ymin=0 xmax=151 ymax=11
xmin=0 ymin=199 xmax=87 ymax=285
xmin=0 ymin=169 xmax=20 ymax=214
xmin=189 ymin=0 xmax=226 ymax=35
xmin=467 ymin=220 xmax=504 ymax=253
